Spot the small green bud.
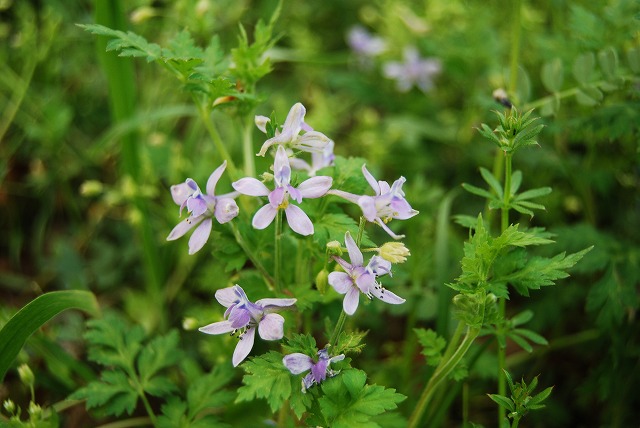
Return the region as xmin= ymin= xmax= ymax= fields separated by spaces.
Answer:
xmin=3 ymin=399 xmax=15 ymax=414
xmin=27 ymin=402 xmax=42 ymax=419
xmin=315 ymin=268 xmax=329 ymax=294
xmin=130 ymin=6 xmax=156 ymax=24
xmin=326 ymin=240 xmax=343 ymax=257
xmin=18 ymin=364 xmax=34 ymax=387
xmin=79 ymin=180 xmax=104 ymax=197
xmin=379 ymin=242 xmax=411 ymax=264
xmin=182 ymin=317 xmax=199 ymax=331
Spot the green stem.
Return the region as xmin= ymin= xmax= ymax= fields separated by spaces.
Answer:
xmin=329 ymin=310 xmax=348 ymax=349
xmin=274 ymin=209 xmax=283 ymax=293
xmin=508 ymin=0 xmax=522 ymax=100
xmin=408 ymin=324 xmax=481 ymax=428
xmin=193 ymin=98 xmax=238 ymax=178
xmin=512 ymin=416 xmax=521 ymax=428
xmin=137 ymin=390 xmax=157 ymax=427
xmin=96 ymin=417 xmax=152 ymax=428
xmin=241 ymin=116 xmax=256 ymax=178
xmin=229 ymin=222 xmax=274 ymax=289
xmin=356 ymin=216 xmax=366 ymax=246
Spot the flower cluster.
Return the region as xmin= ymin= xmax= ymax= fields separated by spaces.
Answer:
xmin=166 ymin=102 xmax=416 ymax=379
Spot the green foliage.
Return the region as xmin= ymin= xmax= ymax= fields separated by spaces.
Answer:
xmin=157 ymin=366 xmax=234 ymax=428
xmin=333 ymin=330 xmax=368 ymax=356
xmin=476 ymin=109 xmax=544 ymax=154
xmin=488 ymin=370 xmax=553 ymax=427
xmin=309 ymin=369 xmax=406 ymax=428
xmin=70 ymin=315 xmax=183 ymax=417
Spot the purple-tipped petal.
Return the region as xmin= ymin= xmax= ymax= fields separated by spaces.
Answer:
xmin=367 ymin=255 xmax=392 ymax=277
xmin=344 ymin=231 xmax=364 ymax=267
xmin=227 ymin=306 xmax=251 ymax=329
xmin=170 ymin=182 xmax=193 ymax=206
xmin=283 ymin=353 xmax=314 ymax=375
xmin=328 ymin=271 xmax=353 ymax=294
xmin=284 ymin=205 xmax=314 ymax=236
xmin=362 ymin=165 xmax=381 ymax=195
xmin=274 ymin=145 xmax=291 ymax=186
xmin=198 ymin=320 xmax=234 ymax=335
xmin=343 ymin=286 xmax=360 ymax=315
xmin=357 ymin=195 xmax=377 ymax=222
xmin=215 ymin=286 xmax=241 ymax=307
xmin=256 ymin=298 xmax=297 ymax=310
xmin=233 ymin=177 xmax=270 ymax=196
xmin=206 ymin=161 xmax=227 ymax=196
xmin=233 ymin=327 xmax=256 ymax=366
xmin=258 ymin=313 xmax=285 ymax=340
xmin=288 ymin=185 xmax=303 ymax=204
xmin=252 ymin=204 xmax=278 ymax=229
xmin=371 ymin=286 xmax=406 ymax=305
xmin=297 ymin=176 xmax=333 ymax=199
xmin=214 ymin=198 xmax=239 ymax=224
xmin=332 ymin=256 xmax=352 ymax=273
xmin=188 ymin=217 xmax=213 ymax=254
xmin=390 ymin=198 xmax=419 ymax=220
xmin=167 ymin=217 xmax=201 ymax=241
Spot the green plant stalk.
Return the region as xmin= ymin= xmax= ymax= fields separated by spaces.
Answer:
xmin=94 ymin=0 xmax=164 ymax=323
xmin=96 ymin=417 xmax=152 ymax=428
xmin=498 ymin=151 xmax=513 ymax=424
xmin=408 ymin=324 xmax=481 ymax=428
xmin=241 ymin=116 xmax=256 ymax=178
xmin=193 ymin=99 xmax=238 ymax=178
xmin=508 ymin=0 xmax=522 ymax=100
xmin=229 ymin=222 xmax=275 ymax=288
xmin=274 ymin=209 xmax=283 ymax=293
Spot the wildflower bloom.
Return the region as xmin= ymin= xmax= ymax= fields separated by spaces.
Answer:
xmin=346 ymin=25 xmax=387 ymax=57
xmin=199 ymin=285 xmax=297 ymax=367
xmin=383 ymin=46 xmax=441 ymax=93
xmin=255 ymin=102 xmax=332 ymax=157
xmin=328 ymin=165 xmax=418 ymax=239
xmin=167 ymin=161 xmax=239 ymax=254
xmin=328 ymin=231 xmax=405 ymax=315
xmin=283 ymin=348 xmax=345 ymax=393
xmin=289 ymin=139 xmax=335 ymax=176
xmin=233 ymin=145 xmax=332 ymax=236
xmin=378 ymin=242 xmax=411 ymax=264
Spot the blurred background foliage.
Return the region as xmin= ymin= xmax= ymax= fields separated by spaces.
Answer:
xmin=0 ymin=0 xmax=639 ymax=426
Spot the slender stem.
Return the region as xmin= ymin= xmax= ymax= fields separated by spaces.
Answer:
xmin=508 ymin=0 xmax=522 ymax=101
xmin=137 ymin=390 xmax=157 ymax=427
xmin=512 ymin=416 xmax=521 ymax=428
xmin=96 ymin=417 xmax=152 ymax=428
xmin=193 ymin=98 xmax=238 ymax=178
xmin=229 ymin=222 xmax=275 ymax=288
xmin=498 ymin=151 xmax=513 ymax=424
xmin=329 ymin=310 xmax=348 ymax=349
xmin=408 ymin=324 xmax=481 ymax=428
xmin=356 ymin=216 xmax=366 ymax=246
xmin=463 ymin=381 xmax=469 ymax=428
xmin=241 ymin=116 xmax=256 ymax=178
xmin=274 ymin=209 xmax=283 ymax=293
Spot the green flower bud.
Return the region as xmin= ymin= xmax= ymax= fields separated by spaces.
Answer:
xmin=316 ymin=268 xmax=329 ymax=294
xmin=326 ymin=240 xmax=343 ymax=257
xmin=3 ymin=399 xmax=15 ymax=414
xmin=18 ymin=364 xmax=34 ymax=387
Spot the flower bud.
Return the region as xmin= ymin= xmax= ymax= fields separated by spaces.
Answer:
xmin=379 ymin=242 xmax=411 ymax=263
xmin=326 ymin=240 xmax=343 ymax=257
xmin=315 ymin=268 xmax=329 ymax=294
xmin=182 ymin=317 xmax=199 ymax=331
xmin=80 ymin=180 xmax=104 ymax=197
xmin=130 ymin=6 xmax=156 ymax=24
xmin=18 ymin=364 xmax=34 ymax=387
xmin=28 ymin=402 xmax=42 ymax=418
xmin=3 ymin=399 xmax=15 ymax=414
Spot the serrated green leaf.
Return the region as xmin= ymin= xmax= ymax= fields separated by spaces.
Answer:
xmin=84 ymin=315 xmax=145 ymax=370
xmin=138 ymin=330 xmax=183 ymax=387
xmin=480 ymin=167 xmax=504 ymax=198
xmin=79 ymin=24 xmax=162 ymax=62
xmin=0 ymin=290 xmax=99 ymax=382
xmin=162 ymin=30 xmax=204 ymax=61
xmin=541 ymin=58 xmax=564 ymax=93
xmin=453 ymin=214 xmax=478 ymax=229
xmin=70 ymin=370 xmax=138 ymax=416
xmin=488 ymin=394 xmax=515 ymax=412
xmin=413 ymin=328 xmax=446 ymax=365
xmin=319 ymin=369 xmax=406 ymax=428
xmin=334 ymin=330 xmax=368 ymax=356
xmin=282 ymin=333 xmax=318 ymax=356
xmin=236 ymin=351 xmax=292 ymax=412
xmin=572 ymin=52 xmax=595 ymax=85
xmin=187 ymin=366 xmax=234 ymax=419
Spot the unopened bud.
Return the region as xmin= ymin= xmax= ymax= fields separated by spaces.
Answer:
xmin=130 ymin=6 xmax=156 ymax=24
xmin=182 ymin=317 xmax=199 ymax=331
xmin=379 ymin=242 xmax=410 ymax=263
xmin=80 ymin=180 xmax=104 ymax=197
xmin=27 ymin=402 xmax=42 ymax=418
xmin=3 ymin=399 xmax=15 ymax=414
xmin=196 ymin=0 xmax=210 ymax=16
xmin=326 ymin=241 xmax=343 ymax=257
xmin=18 ymin=364 xmax=34 ymax=387
xmin=315 ymin=268 xmax=329 ymax=294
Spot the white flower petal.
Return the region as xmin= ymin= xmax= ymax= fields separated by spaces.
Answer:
xmin=297 ymin=176 xmax=332 ymax=199
xmin=343 ymin=286 xmax=360 ymax=315
xmin=252 ymin=204 xmax=278 ymax=229
xmin=198 ymin=320 xmax=234 ymax=335
xmin=258 ymin=313 xmax=285 ymax=340
xmin=284 ymin=205 xmax=314 ymax=236
xmin=188 ymin=217 xmax=212 ymax=255
xmin=344 ymin=231 xmax=363 ymax=267
xmin=232 ymin=177 xmax=270 ymax=196
xmin=283 ymin=353 xmax=314 ymax=375
xmin=206 ymin=161 xmax=227 ymax=196
xmin=167 ymin=217 xmax=201 ymax=241
xmin=233 ymin=327 xmax=256 ymax=367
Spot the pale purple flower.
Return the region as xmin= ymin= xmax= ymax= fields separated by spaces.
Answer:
xmin=328 ymin=165 xmax=418 ymax=239
xmin=283 ymin=348 xmax=345 ymax=393
xmin=328 ymin=231 xmax=405 ymax=315
xmin=199 ymin=285 xmax=297 ymax=367
xmin=255 ymin=102 xmax=332 ymax=157
xmin=346 ymin=26 xmax=387 ymax=57
xmin=383 ymin=46 xmax=441 ymax=93
xmin=232 ymin=145 xmax=332 ymax=236
xmin=289 ymin=139 xmax=335 ymax=176
xmin=167 ymin=161 xmax=239 ymax=254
